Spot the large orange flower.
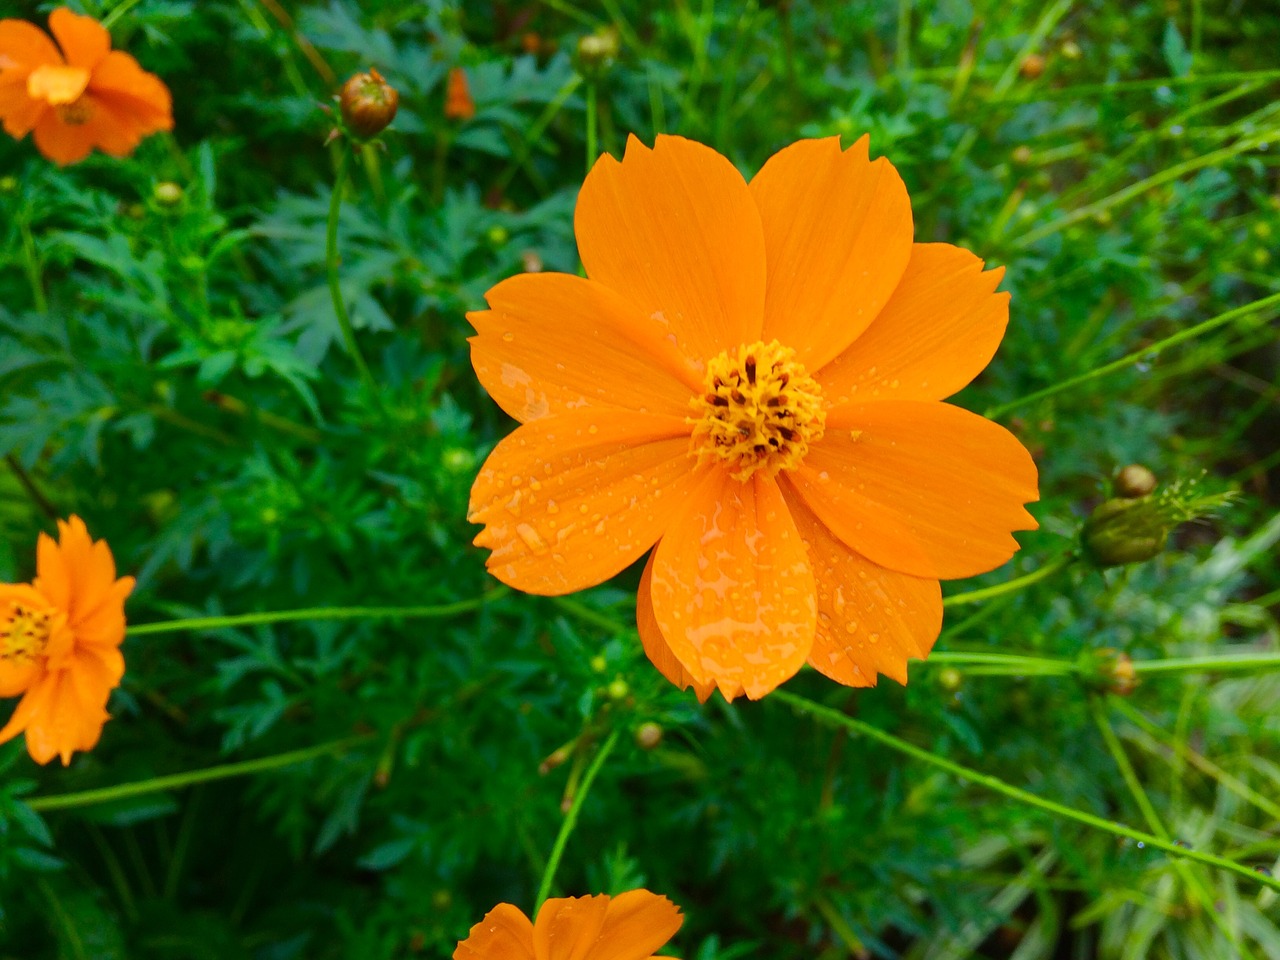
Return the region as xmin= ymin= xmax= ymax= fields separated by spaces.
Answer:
xmin=0 ymin=516 xmax=135 ymax=765
xmin=455 ymin=890 xmax=682 ymax=960
xmin=0 ymin=7 xmax=173 ymax=165
xmin=468 ymin=135 xmax=1039 ymax=701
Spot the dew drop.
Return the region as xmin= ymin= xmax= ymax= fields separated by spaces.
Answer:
xmin=502 ymin=332 xmax=515 ymax=342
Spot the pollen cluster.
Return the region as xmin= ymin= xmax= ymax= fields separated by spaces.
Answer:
xmin=689 ymin=340 xmax=826 ymax=480
xmin=1 ymin=600 xmax=52 ymax=663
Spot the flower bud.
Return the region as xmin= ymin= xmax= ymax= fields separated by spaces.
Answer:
xmin=1018 ymin=54 xmax=1046 ymax=79
xmin=1082 ymin=477 xmax=1234 ymax=568
xmin=1011 ymin=145 xmax=1034 ymax=166
xmin=635 ymin=722 xmax=663 ymax=750
xmin=1085 ymin=648 xmax=1138 ymax=695
xmin=576 ymin=27 xmax=620 ymax=74
xmin=1082 ymin=498 xmax=1168 ymax=567
xmin=444 ymin=67 xmax=475 ymax=121
xmin=1060 ymin=40 xmax=1082 ymax=60
xmin=606 ymin=678 xmax=629 ymax=701
xmin=1114 ymin=464 xmax=1157 ymax=499
xmin=339 ymin=68 xmax=399 ymax=139
xmin=0 ymin=175 xmax=18 ymax=194
xmin=153 ymin=181 xmax=184 ymax=206
xmin=937 ymin=667 xmax=963 ymax=692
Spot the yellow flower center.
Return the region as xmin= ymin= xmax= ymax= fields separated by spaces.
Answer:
xmin=27 ymin=64 xmax=91 ymax=107
xmin=0 ymin=600 xmax=53 ymax=664
xmin=689 ymin=340 xmax=826 ymax=481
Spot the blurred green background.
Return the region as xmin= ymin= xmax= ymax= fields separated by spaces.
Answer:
xmin=1 ymin=1 xmax=1279 ymax=957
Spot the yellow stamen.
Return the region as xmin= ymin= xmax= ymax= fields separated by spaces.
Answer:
xmin=689 ymin=339 xmax=826 ymax=480
xmin=27 ymin=64 xmax=91 ymax=107
xmin=0 ymin=601 xmax=53 ymax=663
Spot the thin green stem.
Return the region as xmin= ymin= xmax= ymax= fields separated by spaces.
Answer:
xmin=942 ymin=554 xmax=1075 ymax=607
xmin=127 ymin=590 xmax=508 ymax=637
xmin=1131 ymin=653 xmax=1280 ymax=675
xmin=585 ymin=80 xmax=598 ymax=175
xmin=1012 ymin=131 xmax=1275 ymax=249
xmin=27 ymin=737 xmax=368 ymax=812
xmin=1092 ymin=699 xmax=1252 ymax=957
xmin=923 ymin=651 xmax=1076 ymax=676
xmin=102 ymin=0 xmax=146 ymax=29
xmin=985 ymin=291 xmax=1280 ymax=418
xmin=773 ymin=690 xmax=1280 ymax=892
xmin=19 ymin=219 xmax=49 ymax=314
xmin=326 ymin=142 xmax=377 ymax=394
xmin=534 ymin=728 xmax=620 ymax=911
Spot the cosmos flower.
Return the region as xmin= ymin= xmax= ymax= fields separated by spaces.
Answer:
xmin=468 ymin=134 xmax=1039 ymax=701
xmin=455 ymin=890 xmax=681 ymax=960
xmin=0 ymin=516 xmax=135 ymax=764
xmin=0 ymin=7 xmax=173 ymax=165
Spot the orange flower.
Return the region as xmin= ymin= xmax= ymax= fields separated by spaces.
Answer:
xmin=445 ymin=66 xmax=475 ymax=121
xmin=455 ymin=890 xmax=682 ymax=960
xmin=468 ymin=135 xmax=1039 ymax=701
xmin=0 ymin=7 xmax=173 ymax=166
xmin=0 ymin=516 xmax=135 ymax=765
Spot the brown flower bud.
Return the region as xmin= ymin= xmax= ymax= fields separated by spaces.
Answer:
xmin=1082 ymin=498 xmax=1168 ymax=567
xmin=1018 ymin=54 xmax=1046 ymax=79
xmin=635 ymin=722 xmax=663 ymax=750
xmin=1115 ymin=464 xmax=1157 ymax=499
xmin=339 ymin=68 xmax=399 ymax=139
xmin=444 ymin=67 xmax=476 ymax=121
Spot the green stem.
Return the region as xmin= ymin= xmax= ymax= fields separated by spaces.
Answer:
xmin=772 ymin=690 xmax=1280 ymax=892
xmin=534 ymin=728 xmax=620 ymax=912
xmin=101 ymin=0 xmax=146 ymax=29
xmin=585 ymin=79 xmax=599 ymax=175
xmin=1092 ymin=699 xmax=1252 ymax=957
xmin=4 ymin=454 xmax=58 ymax=520
xmin=924 ymin=651 xmax=1076 ymax=675
xmin=1131 ymin=653 xmax=1280 ymax=675
xmin=942 ymin=554 xmax=1075 ymax=607
xmin=19 ymin=219 xmax=49 ymax=315
xmin=27 ymin=737 xmax=368 ymax=812
xmin=326 ymin=142 xmax=377 ymax=394
xmin=985 ymin=290 xmax=1280 ymax=418
xmin=127 ymin=590 xmax=507 ymax=637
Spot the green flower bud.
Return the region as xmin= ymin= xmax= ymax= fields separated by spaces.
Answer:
xmin=153 ymin=181 xmax=184 ymax=206
xmin=1082 ymin=477 xmax=1234 ymax=568
xmin=635 ymin=722 xmax=663 ymax=750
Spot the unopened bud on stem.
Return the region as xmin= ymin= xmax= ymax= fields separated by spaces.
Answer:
xmin=339 ymin=68 xmax=399 ymax=139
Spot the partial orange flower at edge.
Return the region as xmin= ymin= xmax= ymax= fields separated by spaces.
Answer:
xmin=0 ymin=7 xmax=173 ymax=165
xmin=454 ymin=890 xmax=682 ymax=960
xmin=445 ymin=66 xmax=475 ymax=121
xmin=0 ymin=516 xmax=135 ymax=765
xmin=467 ymin=134 xmax=1040 ymax=702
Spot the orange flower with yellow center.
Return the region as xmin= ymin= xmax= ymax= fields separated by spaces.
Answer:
xmin=0 ymin=516 xmax=135 ymax=765
xmin=0 ymin=7 xmax=173 ymax=166
xmin=468 ymin=135 xmax=1039 ymax=701
xmin=455 ymin=890 xmax=681 ymax=960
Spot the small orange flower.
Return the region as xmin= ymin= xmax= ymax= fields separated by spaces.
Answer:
xmin=445 ymin=66 xmax=475 ymax=121
xmin=468 ymin=135 xmax=1039 ymax=701
xmin=0 ymin=516 xmax=135 ymax=765
xmin=0 ymin=7 xmax=173 ymax=166
xmin=455 ymin=890 xmax=682 ymax=960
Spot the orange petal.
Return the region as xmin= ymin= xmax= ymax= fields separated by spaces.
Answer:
xmin=0 ymin=19 xmax=62 ymax=71
xmin=31 ymin=105 xmax=97 ymax=164
xmin=636 ymin=551 xmax=716 ymax=702
xmin=575 ymin=134 xmax=767 ymax=364
xmin=816 ymin=243 xmax=1009 ymax=404
xmin=790 ymin=401 xmax=1039 ymax=580
xmin=469 ymin=272 xmax=701 ymax=424
xmin=48 ymin=8 xmax=111 ymax=71
xmin=454 ymin=903 xmax=536 ymax=960
xmin=26 ymin=63 xmax=89 ymax=105
xmin=533 ymin=895 xmax=610 ymax=960
xmin=89 ymin=51 xmax=173 ymax=133
xmin=781 ymin=479 xmax=941 ymax=686
xmin=649 ymin=470 xmax=816 ymax=701
xmin=71 ymin=575 xmax=134 ymax=648
xmin=750 ymin=136 xmax=913 ymax=372
xmin=0 ymin=664 xmax=109 ymax=766
xmin=589 ymin=889 xmax=683 ymax=960
xmin=0 ymin=76 xmax=49 ymax=138
xmin=469 ymin=410 xmax=697 ymax=595
xmin=35 ymin=516 xmax=119 ymax=624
